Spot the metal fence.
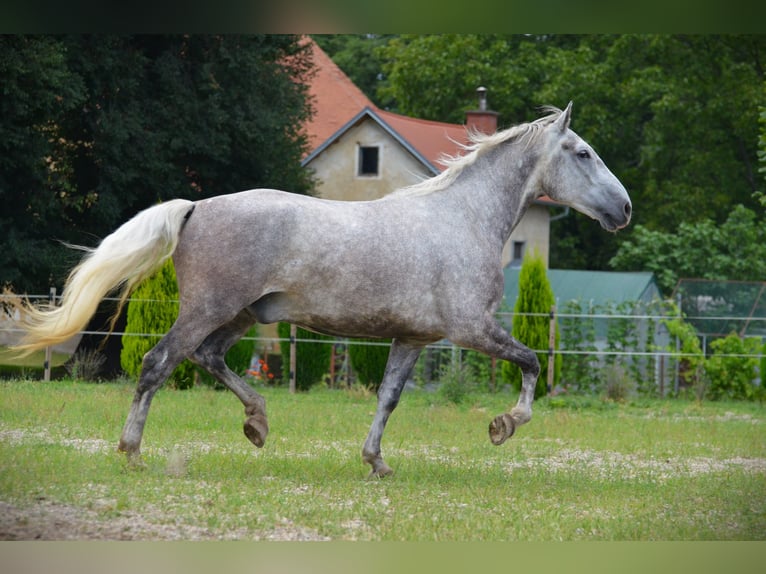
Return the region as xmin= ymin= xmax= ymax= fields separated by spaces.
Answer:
xmin=2 ymin=292 xmax=764 ymax=396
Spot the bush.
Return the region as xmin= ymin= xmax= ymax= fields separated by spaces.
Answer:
xmin=601 ymin=362 xmax=636 ymax=402
xmin=500 ymin=251 xmax=560 ymax=398
xmin=348 ymin=338 xmax=390 ymax=391
xmin=277 ymin=322 xmax=332 ymax=391
xmin=120 ymin=259 xmax=196 ymax=390
xmin=437 ymin=362 xmax=476 ymax=405
xmin=65 ymin=348 xmax=106 ymax=382
xmin=705 ymin=333 xmax=761 ymax=401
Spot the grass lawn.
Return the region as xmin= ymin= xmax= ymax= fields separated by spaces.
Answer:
xmin=0 ymin=379 xmax=764 ymax=541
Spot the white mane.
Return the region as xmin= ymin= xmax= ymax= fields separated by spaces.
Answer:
xmin=389 ymin=106 xmax=563 ymax=198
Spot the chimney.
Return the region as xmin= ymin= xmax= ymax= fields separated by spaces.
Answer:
xmin=465 ymin=86 xmax=499 ymax=135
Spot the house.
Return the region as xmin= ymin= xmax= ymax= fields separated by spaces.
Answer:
xmin=300 ymin=38 xmax=559 ymax=269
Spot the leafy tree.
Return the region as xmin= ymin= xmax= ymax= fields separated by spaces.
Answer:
xmin=609 ymin=204 xmax=766 ymax=295
xmin=372 ymin=35 xmax=766 ymax=270
xmin=1 ymin=35 xmax=314 ymax=294
xmin=348 ymin=338 xmax=390 ymax=391
xmin=501 ymin=251 xmax=560 ymax=398
xmin=277 ymin=323 xmax=332 ymax=391
xmin=0 ymin=36 xmax=86 ymax=291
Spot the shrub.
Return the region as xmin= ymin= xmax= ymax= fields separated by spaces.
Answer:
xmin=348 ymin=338 xmax=391 ymax=391
xmin=601 ymin=362 xmax=636 ymax=402
xmin=437 ymin=362 xmax=476 ymax=405
xmin=500 ymin=250 xmax=560 ymax=398
xmin=65 ymin=348 xmax=106 ymax=382
xmin=277 ymin=322 xmax=332 ymax=391
xmin=705 ymin=333 xmax=761 ymax=401
xmin=120 ymin=259 xmax=196 ymax=390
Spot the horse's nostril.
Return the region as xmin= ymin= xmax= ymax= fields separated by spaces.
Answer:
xmin=624 ymin=202 xmax=632 ymax=218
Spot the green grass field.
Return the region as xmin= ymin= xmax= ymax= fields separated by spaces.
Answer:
xmin=1 ymin=379 xmax=764 ymax=540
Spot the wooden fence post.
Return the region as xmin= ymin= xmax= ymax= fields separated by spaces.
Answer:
xmin=547 ymin=305 xmax=556 ymax=395
xmin=43 ymin=287 xmax=56 ymax=382
xmin=289 ymin=323 xmax=297 ymax=394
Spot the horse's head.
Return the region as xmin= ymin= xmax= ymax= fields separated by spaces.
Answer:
xmin=537 ymin=102 xmax=631 ymax=232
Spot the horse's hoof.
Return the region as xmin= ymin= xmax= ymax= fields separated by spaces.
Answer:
xmin=367 ymin=464 xmax=394 ymax=479
xmin=244 ymin=414 xmax=269 ymax=448
xmin=489 ymin=413 xmax=515 ymax=445
xmin=118 ymin=446 xmax=146 ymax=469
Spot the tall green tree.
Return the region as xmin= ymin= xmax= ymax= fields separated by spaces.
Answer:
xmin=120 ymin=259 xmax=197 ymax=389
xmin=1 ymin=35 xmax=314 ymax=293
xmin=0 ymin=36 xmax=86 ymax=290
xmin=348 ymin=338 xmax=390 ymax=391
xmin=501 ymin=251 xmax=560 ymax=398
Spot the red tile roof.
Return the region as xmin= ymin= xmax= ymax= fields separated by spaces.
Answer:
xmin=303 ymin=38 xmax=469 ymax=170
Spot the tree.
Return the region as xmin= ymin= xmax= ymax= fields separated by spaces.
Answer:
xmin=501 ymin=251 xmax=560 ymax=398
xmin=0 ymin=36 xmax=86 ymax=291
xmin=371 ymin=35 xmax=766 ymax=270
xmin=120 ymin=258 xmax=196 ymax=390
xmin=1 ymin=35 xmax=315 ymax=293
xmin=609 ymin=204 xmax=766 ymax=295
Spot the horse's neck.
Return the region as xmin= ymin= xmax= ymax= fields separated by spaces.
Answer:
xmin=448 ymin=145 xmax=541 ymax=244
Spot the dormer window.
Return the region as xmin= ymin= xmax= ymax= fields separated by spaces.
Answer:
xmin=357 ymin=145 xmax=380 ymax=177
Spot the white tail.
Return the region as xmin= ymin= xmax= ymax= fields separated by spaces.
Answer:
xmin=13 ymin=199 xmax=195 ymax=354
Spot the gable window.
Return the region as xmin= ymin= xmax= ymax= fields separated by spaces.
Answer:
xmin=357 ymin=145 xmax=380 ymax=177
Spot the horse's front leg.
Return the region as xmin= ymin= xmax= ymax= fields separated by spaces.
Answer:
xmin=455 ymin=319 xmax=540 ymax=445
xmin=362 ymin=339 xmax=423 ymax=478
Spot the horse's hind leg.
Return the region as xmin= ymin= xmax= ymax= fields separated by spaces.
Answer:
xmin=362 ymin=339 xmax=423 ymax=478
xmin=188 ymin=310 xmax=269 ymax=448
xmin=118 ymin=318 xmax=211 ymax=459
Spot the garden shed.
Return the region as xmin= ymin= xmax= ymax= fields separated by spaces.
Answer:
xmin=502 ymin=269 xmax=661 ymax=310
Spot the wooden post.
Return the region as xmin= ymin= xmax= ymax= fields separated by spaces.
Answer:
xmin=289 ymin=323 xmax=297 ymax=394
xmin=43 ymin=287 xmax=56 ymax=382
xmin=547 ymin=305 xmax=556 ymax=395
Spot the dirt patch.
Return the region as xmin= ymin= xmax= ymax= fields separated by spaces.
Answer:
xmin=0 ymin=498 xmax=330 ymax=541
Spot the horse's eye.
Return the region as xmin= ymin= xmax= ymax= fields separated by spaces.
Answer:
xmin=577 ymin=149 xmax=591 ymax=160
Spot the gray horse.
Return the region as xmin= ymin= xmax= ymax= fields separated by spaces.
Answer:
xmin=15 ymin=103 xmax=631 ymax=477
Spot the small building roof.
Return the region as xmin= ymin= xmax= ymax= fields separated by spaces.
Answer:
xmin=503 ymin=268 xmax=661 ymax=310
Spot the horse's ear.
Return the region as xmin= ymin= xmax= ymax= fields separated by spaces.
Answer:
xmin=553 ymin=101 xmax=573 ymax=133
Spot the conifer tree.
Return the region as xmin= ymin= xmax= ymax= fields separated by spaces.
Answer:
xmin=501 ymin=250 xmax=560 ymax=398
xmin=120 ymin=259 xmax=196 ymax=389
